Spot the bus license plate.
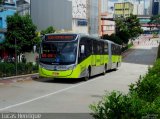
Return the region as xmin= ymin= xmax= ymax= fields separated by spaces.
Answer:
xmin=53 ymin=72 xmax=59 ymax=76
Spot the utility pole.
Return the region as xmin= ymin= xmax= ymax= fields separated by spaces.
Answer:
xmin=87 ymin=0 xmax=90 ymax=35
xmin=98 ymin=0 xmax=101 ymax=36
xmin=15 ymin=38 xmax=17 ymax=76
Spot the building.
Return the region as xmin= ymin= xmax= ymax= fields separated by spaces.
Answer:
xmin=149 ymin=0 xmax=160 ymax=15
xmin=101 ymin=0 xmax=108 ymax=13
xmin=87 ymin=0 xmax=99 ymax=36
xmin=138 ymin=15 xmax=151 ymax=34
xmin=101 ymin=13 xmax=115 ymax=36
xmin=31 ymin=0 xmax=89 ymax=34
xmin=16 ymin=0 xmax=30 ymax=15
xmin=31 ymin=0 xmax=72 ymax=31
xmin=100 ymin=0 xmax=115 ymax=36
xmin=0 ymin=0 xmax=17 ymax=44
xmin=71 ymin=0 xmax=88 ymax=34
xmin=133 ymin=1 xmax=144 ymax=15
xmin=152 ymin=0 xmax=160 ymax=15
xmin=114 ymin=2 xmax=133 ymax=18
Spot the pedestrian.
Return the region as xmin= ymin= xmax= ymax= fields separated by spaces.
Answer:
xmin=12 ymin=56 xmax=15 ymax=62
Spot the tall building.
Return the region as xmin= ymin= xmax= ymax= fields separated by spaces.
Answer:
xmin=152 ymin=0 xmax=160 ymax=15
xmin=101 ymin=0 xmax=108 ymax=13
xmin=133 ymin=1 xmax=144 ymax=15
xmin=17 ymin=0 xmax=30 ymax=15
xmin=114 ymin=2 xmax=133 ymax=18
xmin=70 ymin=0 xmax=88 ymax=34
xmin=0 ymin=0 xmax=17 ymax=44
xmin=87 ymin=0 xmax=99 ymax=36
xmin=31 ymin=0 xmax=72 ymax=31
xmin=31 ymin=0 xmax=88 ymax=34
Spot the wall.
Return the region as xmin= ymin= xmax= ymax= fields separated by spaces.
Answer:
xmin=71 ymin=0 xmax=88 ymax=34
xmin=88 ymin=0 xmax=99 ymax=36
xmin=114 ymin=2 xmax=133 ymax=18
xmin=31 ymin=0 xmax=72 ymax=31
xmin=72 ymin=19 xmax=88 ymax=34
xmin=101 ymin=19 xmax=115 ymax=36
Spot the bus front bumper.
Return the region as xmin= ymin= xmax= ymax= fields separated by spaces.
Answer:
xmin=39 ymin=66 xmax=81 ymax=79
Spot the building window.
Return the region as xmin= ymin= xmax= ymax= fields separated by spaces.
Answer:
xmin=77 ymin=19 xmax=87 ymax=26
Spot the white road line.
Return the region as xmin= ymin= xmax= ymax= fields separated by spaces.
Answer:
xmin=0 ymin=77 xmax=98 ymax=111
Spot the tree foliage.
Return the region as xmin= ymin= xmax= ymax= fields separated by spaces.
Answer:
xmin=41 ymin=26 xmax=56 ymax=35
xmin=116 ymin=14 xmax=143 ymax=43
xmin=125 ymin=14 xmax=143 ymax=38
xmin=4 ymin=13 xmax=37 ymax=54
xmin=0 ymin=0 xmax=4 ymax=4
xmin=102 ymin=14 xmax=143 ymax=45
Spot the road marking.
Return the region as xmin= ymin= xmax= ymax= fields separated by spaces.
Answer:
xmin=0 ymin=78 xmax=98 ymax=111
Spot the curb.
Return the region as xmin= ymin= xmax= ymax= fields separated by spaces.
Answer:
xmin=0 ymin=73 xmax=39 ymax=82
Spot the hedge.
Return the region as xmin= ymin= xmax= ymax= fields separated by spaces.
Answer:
xmin=0 ymin=62 xmax=38 ymax=78
xmin=90 ymin=59 xmax=160 ymax=119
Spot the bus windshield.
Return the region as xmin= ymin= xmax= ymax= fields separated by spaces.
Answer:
xmin=40 ymin=41 xmax=78 ymax=65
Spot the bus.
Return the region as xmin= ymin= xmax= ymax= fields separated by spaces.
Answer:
xmin=39 ymin=33 xmax=122 ymax=80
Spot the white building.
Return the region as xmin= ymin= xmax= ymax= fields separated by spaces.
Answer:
xmin=17 ymin=0 xmax=30 ymax=15
xmin=101 ymin=0 xmax=108 ymax=13
xmin=133 ymin=2 xmax=144 ymax=15
xmin=70 ymin=0 xmax=88 ymax=34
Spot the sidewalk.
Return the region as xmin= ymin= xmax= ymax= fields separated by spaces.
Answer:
xmin=0 ymin=73 xmax=38 ymax=84
xmin=133 ymin=35 xmax=160 ymax=47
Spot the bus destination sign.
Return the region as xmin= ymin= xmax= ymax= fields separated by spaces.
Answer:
xmin=45 ymin=35 xmax=77 ymax=41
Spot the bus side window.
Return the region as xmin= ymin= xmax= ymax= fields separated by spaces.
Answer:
xmin=85 ymin=39 xmax=92 ymax=56
xmin=78 ymin=37 xmax=91 ymax=63
xmin=104 ymin=42 xmax=108 ymax=54
xmin=93 ymin=40 xmax=97 ymax=55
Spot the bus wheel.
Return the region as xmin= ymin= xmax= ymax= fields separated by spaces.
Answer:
xmin=84 ymin=68 xmax=90 ymax=81
xmin=102 ymin=65 xmax=106 ymax=75
xmin=116 ymin=63 xmax=119 ymax=70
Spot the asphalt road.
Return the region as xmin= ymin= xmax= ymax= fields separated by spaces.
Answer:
xmin=0 ymin=36 xmax=159 ymax=118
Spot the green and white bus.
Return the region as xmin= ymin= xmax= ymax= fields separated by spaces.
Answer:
xmin=39 ymin=33 xmax=121 ymax=80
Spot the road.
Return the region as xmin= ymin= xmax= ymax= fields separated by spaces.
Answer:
xmin=0 ymin=36 xmax=159 ymax=118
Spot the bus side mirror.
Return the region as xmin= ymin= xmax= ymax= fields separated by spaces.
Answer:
xmin=81 ymin=45 xmax=85 ymax=54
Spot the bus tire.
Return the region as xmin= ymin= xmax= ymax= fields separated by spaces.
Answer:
xmin=84 ymin=68 xmax=90 ymax=81
xmin=102 ymin=65 xmax=106 ymax=75
xmin=116 ymin=62 xmax=119 ymax=69
xmin=114 ymin=63 xmax=118 ymax=71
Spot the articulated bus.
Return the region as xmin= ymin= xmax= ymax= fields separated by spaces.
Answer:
xmin=39 ymin=33 xmax=122 ymax=80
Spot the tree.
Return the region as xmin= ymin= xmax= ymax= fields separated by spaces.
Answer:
xmin=115 ymin=14 xmax=143 ymax=44
xmin=41 ymin=26 xmax=56 ymax=35
xmin=4 ymin=13 xmax=37 ymax=55
xmin=125 ymin=14 xmax=143 ymax=39
xmin=115 ymin=17 xmax=130 ymax=44
xmin=0 ymin=0 xmax=4 ymax=4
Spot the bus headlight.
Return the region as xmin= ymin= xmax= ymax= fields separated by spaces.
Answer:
xmin=56 ymin=65 xmax=76 ymax=71
xmin=67 ymin=65 xmax=76 ymax=70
